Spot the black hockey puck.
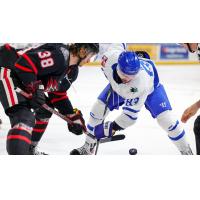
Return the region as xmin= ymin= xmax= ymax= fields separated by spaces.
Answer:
xmin=70 ymin=149 xmax=81 ymax=155
xmin=129 ymin=148 xmax=137 ymax=155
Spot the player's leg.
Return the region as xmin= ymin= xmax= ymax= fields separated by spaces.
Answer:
xmin=70 ymin=84 xmax=125 ymax=155
xmin=145 ymin=84 xmax=193 ymax=155
xmin=29 ymin=106 xmax=52 ymax=155
xmin=193 ymin=115 xmax=200 ymax=155
xmin=0 ymin=67 xmax=34 ymax=155
xmin=7 ymin=105 xmax=35 ymax=154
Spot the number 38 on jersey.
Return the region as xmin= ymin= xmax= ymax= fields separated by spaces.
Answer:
xmin=38 ymin=51 xmax=54 ymax=68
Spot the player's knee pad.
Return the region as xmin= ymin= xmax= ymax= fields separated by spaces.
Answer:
xmin=87 ymin=100 xmax=110 ymax=133
xmin=194 ymin=116 xmax=200 ymax=136
xmin=6 ymin=123 xmax=32 ymax=155
xmin=156 ymin=110 xmax=185 ymax=140
xmin=9 ymin=105 xmax=35 ymax=128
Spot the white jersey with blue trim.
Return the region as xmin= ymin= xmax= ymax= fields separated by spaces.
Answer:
xmin=101 ymin=49 xmax=155 ymax=100
xmin=100 ymin=49 xmax=158 ymax=129
xmin=97 ymin=48 xmax=158 ymax=129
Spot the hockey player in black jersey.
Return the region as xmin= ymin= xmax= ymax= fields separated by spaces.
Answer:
xmin=0 ymin=43 xmax=99 ymax=155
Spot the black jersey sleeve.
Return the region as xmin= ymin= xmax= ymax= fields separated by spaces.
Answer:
xmin=48 ymin=91 xmax=74 ymax=115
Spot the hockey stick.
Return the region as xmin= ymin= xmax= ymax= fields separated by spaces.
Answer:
xmin=94 ymin=86 xmax=113 ymax=154
xmin=39 ymin=103 xmax=125 ymax=144
xmin=15 ymin=87 xmax=125 ymax=145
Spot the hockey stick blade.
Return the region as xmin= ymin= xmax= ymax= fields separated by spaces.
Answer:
xmin=99 ymin=134 xmax=125 ymax=144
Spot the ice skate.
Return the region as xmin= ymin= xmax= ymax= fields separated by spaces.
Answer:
xmin=180 ymin=145 xmax=193 ymax=155
xmin=29 ymin=145 xmax=48 ymax=155
xmin=70 ymin=135 xmax=97 ymax=155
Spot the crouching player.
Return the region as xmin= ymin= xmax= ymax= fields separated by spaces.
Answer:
xmin=71 ymin=45 xmax=193 ymax=155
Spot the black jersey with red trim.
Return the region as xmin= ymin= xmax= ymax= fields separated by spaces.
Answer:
xmin=14 ymin=43 xmax=70 ymax=85
xmin=13 ymin=43 xmax=79 ymax=115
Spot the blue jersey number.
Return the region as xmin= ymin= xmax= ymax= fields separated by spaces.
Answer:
xmin=125 ymin=98 xmax=139 ymax=106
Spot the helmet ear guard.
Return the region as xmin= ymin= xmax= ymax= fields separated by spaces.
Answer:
xmin=118 ymin=51 xmax=141 ymax=75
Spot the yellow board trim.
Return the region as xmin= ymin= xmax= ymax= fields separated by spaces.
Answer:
xmin=156 ymin=61 xmax=199 ymax=65
xmin=85 ymin=61 xmax=200 ymax=67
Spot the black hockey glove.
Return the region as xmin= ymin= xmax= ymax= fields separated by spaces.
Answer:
xmin=135 ymin=51 xmax=150 ymax=59
xmin=26 ymin=82 xmax=46 ymax=110
xmin=67 ymin=109 xmax=86 ymax=135
xmin=30 ymin=88 xmax=46 ymax=109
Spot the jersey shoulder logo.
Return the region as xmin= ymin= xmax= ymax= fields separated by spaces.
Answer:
xmin=130 ymin=87 xmax=138 ymax=93
xmin=101 ymin=55 xmax=108 ymax=67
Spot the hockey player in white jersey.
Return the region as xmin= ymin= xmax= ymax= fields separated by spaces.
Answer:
xmin=70 ymin=44 xmax=193 ymax=155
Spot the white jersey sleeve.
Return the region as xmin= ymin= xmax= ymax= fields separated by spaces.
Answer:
xmin=97 ymin=43 xmax=126 ymax=60
xmin=10 ymin=43 xmax=44 ymax=49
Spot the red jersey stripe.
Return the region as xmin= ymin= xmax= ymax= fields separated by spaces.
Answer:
xmin=22 ymin=53 xmax=38 ymax=75
xmin=48 ymin=91 xmax=67 ymax=96
xmin=33 ymin=128 xmax=46 ymax=133
xmin=36 ymin=120 xmax=48 ymax=125
xmin=15 ymin=63 xmax=34 ymax=73
xmin=51 ymin=95 xmax=68 ymax=104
